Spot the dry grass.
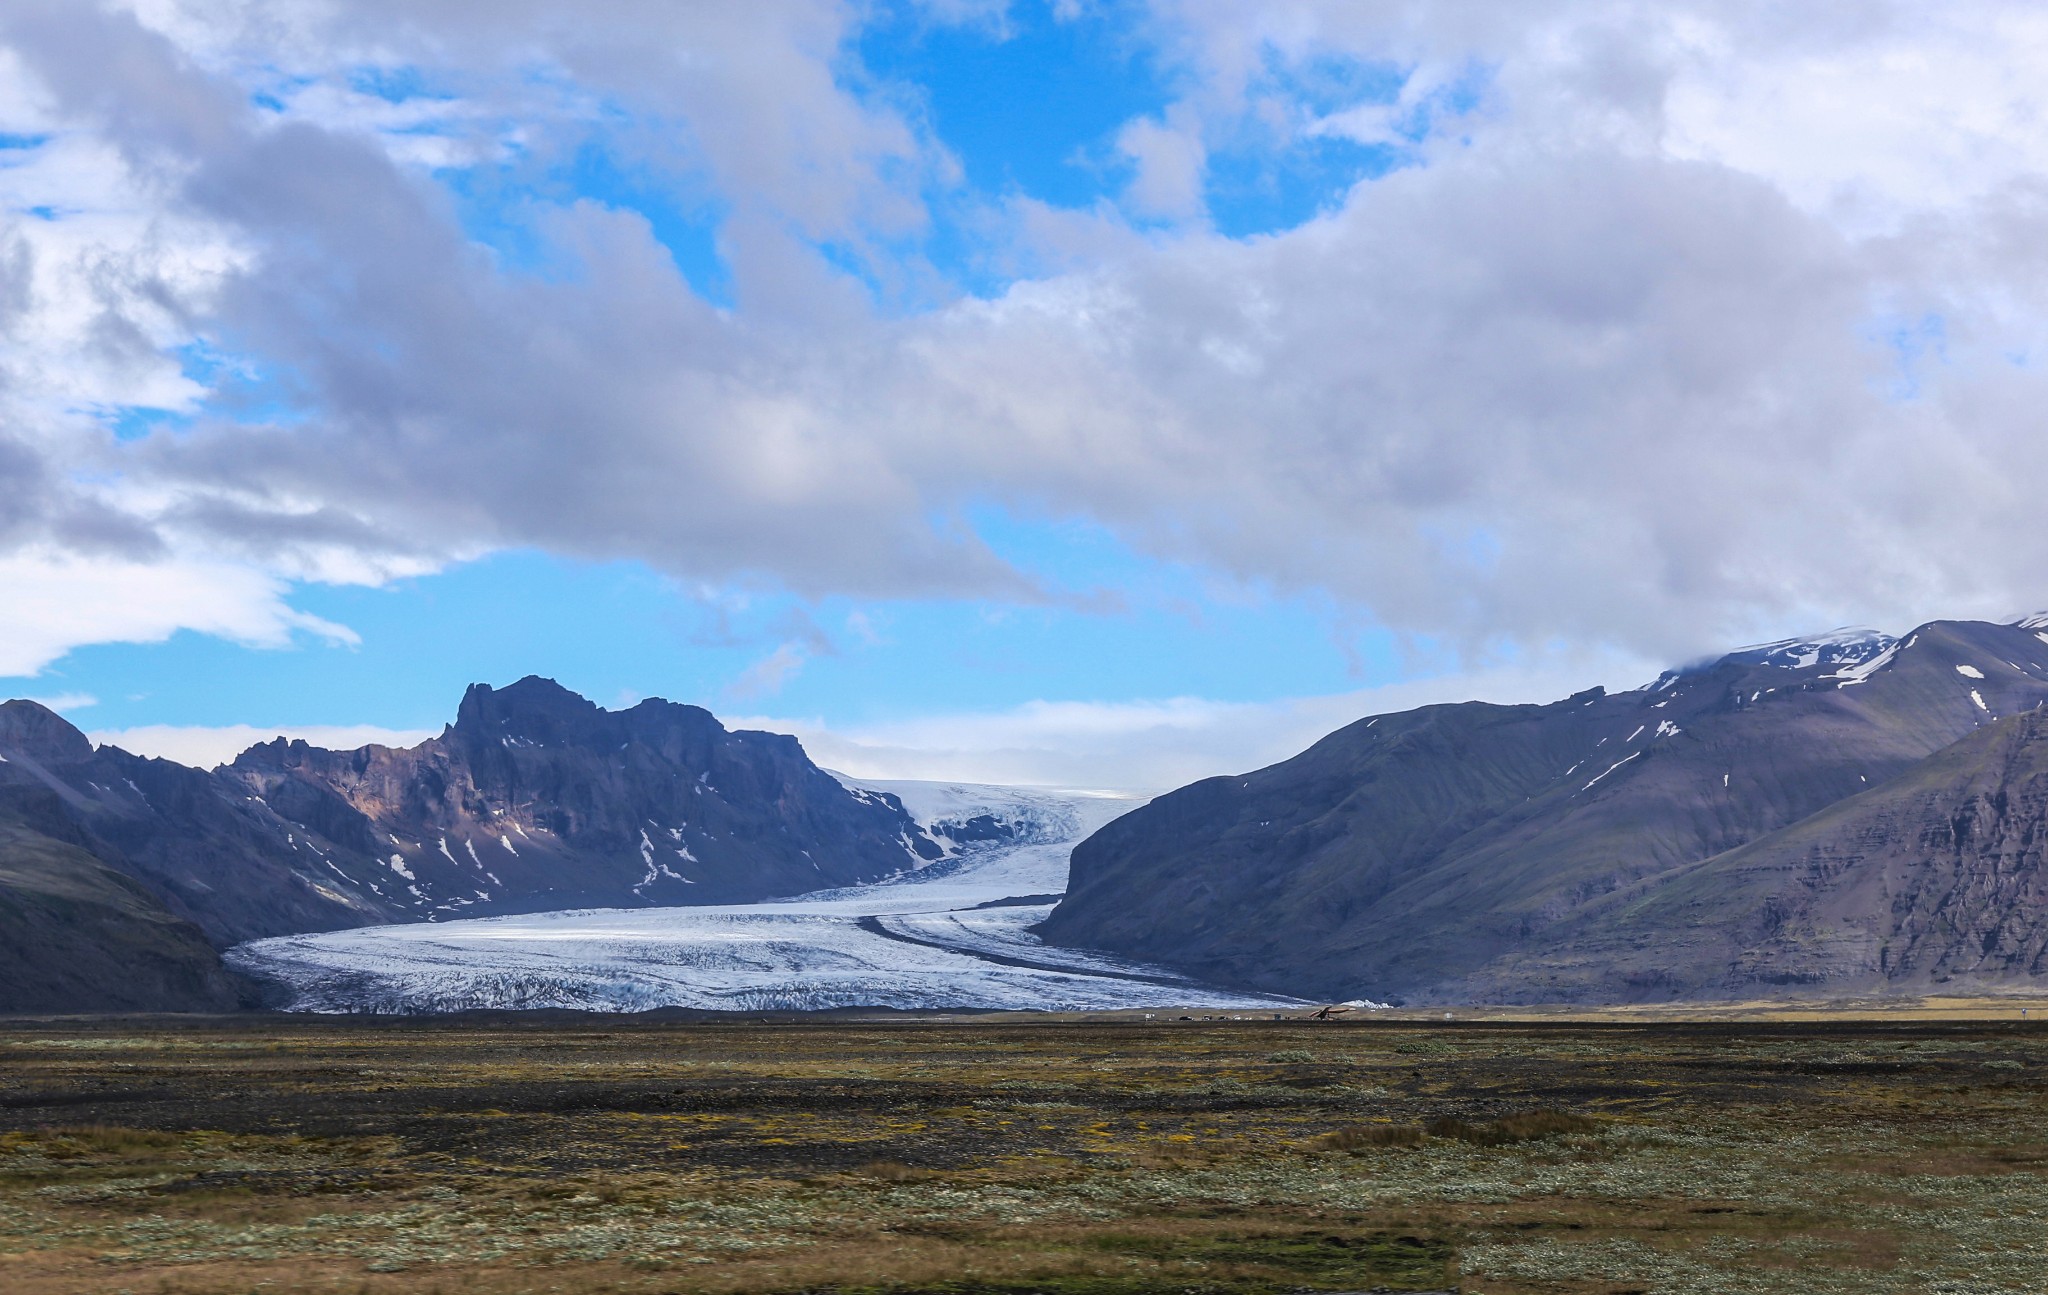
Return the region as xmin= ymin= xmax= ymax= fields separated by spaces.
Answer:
xmin=0 ymin=1014 xmax=2043 ymax=1293
xmin=1311 ymin=1123 xmax=1427 ymax=1150
xmin=1424 ymin=1110 xmax=1603 ymax=1145
xmin=852 ymin=1158 xmax=936 ymax=1182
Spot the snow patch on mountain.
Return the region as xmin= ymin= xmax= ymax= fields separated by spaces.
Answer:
xmin=1725 ymin=627 xmax=1896 ymax=672
xmin=1829 ymin=639 xmax=1901 ymax=687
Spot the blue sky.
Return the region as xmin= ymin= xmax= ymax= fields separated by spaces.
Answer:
xmin=3 ymin=1 xmax=1431 ymax=765
xmin=35 ymin=542 xmax=1381 ymax=735
xmin=4 ymin=2 xmax=2046 ymax=782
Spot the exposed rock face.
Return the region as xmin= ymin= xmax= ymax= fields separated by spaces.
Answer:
xmin=1511 ymin=706 xmax=2048 ymax=1000
xmin=1042 ymin=619 xmax=2048 ymax=1003
xmin=0 ymin=699 xmax=93 ymax=765
xmin=0 ymin=681 xmax=941 ymax=1012
xmin=221 ymin=677 xmax=940 ymax=919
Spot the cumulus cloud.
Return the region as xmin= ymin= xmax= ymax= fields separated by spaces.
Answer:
xmin=1116 ymin=107 xmax=1207 ymax=219
xmin=3 ymin=0 xmax=2048 ymax=679
xmin=26 ymin=691 xmax=94 ymax=711
xmin=0 ymin=547 xmax=354 ymax=676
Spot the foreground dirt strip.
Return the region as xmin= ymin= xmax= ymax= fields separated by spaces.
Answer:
xmin=0 ymin=1012 xmax=2043 ymax=1293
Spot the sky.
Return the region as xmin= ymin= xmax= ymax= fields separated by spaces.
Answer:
xmin=4 ymin=1 xmax=2048 ymax=787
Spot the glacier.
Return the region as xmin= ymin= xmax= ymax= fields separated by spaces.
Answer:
xmin=227 ymin=780 xmax=1300 ymax=1014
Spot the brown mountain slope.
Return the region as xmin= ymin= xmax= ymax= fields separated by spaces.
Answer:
xmin=221 ymin=676 xmax=941 ymax=920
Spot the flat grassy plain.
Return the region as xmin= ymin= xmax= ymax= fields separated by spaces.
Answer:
xmin=1 ymin=1012 xmax=2045 ymax=1294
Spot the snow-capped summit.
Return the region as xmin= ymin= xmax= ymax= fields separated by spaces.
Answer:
xmin=1720 ymin=627 xmax=1897 ymax=672
xmin=2014 ymin=611 xmax=2048 ymax=631
xmin=1643 ymin=625 xmax=1897 ymax=691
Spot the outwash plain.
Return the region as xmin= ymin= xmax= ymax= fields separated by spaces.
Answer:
xmin=3 ymin=1011 xmax=2047 ymax=1294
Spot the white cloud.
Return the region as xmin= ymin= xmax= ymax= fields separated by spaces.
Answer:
xmin=733 ymin=656 xmax=1651 ymax=788
xmin=2 ymin=1 xmax=2048 ymax=678
xmin=90 ymin=722 xmax=435 ymax=769
xmin=726 ymin=641 xmax=809 ymax=700
xmin=1116 ymin=107 xmax=1207 ymax=219
xmin=1656 ymin=8 xmax=2048 ymax=228
xmin=0 ymin=548 xmax=354 ymax=677
xmin=26 ymin=691 xmax=95 ymax=711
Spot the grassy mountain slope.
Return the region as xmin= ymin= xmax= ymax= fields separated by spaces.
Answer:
xmin=0 ymin=821 xmax=249 ymax=1013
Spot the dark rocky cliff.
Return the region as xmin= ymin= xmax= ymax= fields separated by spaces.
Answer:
xmin=1497 ymin=705 xmax=2048 ymax=1000
xmin=0 ymin=700 xmax=394 ymax=949
xmin=222 ymin=676 xmax=939 ymax=919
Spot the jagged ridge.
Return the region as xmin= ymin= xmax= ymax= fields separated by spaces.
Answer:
xmin=0 ymin=681 xmax=943 ymax=1011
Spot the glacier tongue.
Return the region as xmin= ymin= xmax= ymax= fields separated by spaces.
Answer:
xmin=227 ymin=780 xmax=1299 ymax=1014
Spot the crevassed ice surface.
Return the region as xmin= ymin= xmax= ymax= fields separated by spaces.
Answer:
xmin=227 ymin=779 xmax=1300 ymax=1013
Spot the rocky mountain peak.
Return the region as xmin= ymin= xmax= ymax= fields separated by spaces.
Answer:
xmin=0 ymin=700 xmax=94 ymax=766
xmin=197 ymin=678 xmax=938 ymax=927
xmin=453 ymin=675 xmax=604 ymax=740
xmin=227 ymin=736 xmax=325 ymax=773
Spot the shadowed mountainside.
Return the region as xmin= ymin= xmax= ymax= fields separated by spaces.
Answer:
xmin=0 ymin=820 xmax=250 ymax=1013
xmin=0 ymin=698 xmax=390 ymax=949
xmin=1480 ymin=705 xmax=2048 ymax=1000
xmin=1043 ymin=618 xmax=2048 ymax=1003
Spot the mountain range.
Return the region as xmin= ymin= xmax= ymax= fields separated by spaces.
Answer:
xmin=0 ymin=678 xmax=951 ymax=1011
xmin=1043 ymin=616 xmax=2048 ymax=1003
xmin=11 ymin=615 xmax=2048 ymax=1014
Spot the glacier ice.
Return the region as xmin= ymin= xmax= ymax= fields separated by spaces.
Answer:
xmin=229 ymin=780 xmax=1300 ymax=1014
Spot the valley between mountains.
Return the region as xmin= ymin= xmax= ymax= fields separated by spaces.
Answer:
xmin=6 ymin=614 xmax=2048 ymax=1014
xmin=228 ymin=782 xmax=1291 ymax=1014
xmin=0 ymin=681 xmax=1284 ymax=1013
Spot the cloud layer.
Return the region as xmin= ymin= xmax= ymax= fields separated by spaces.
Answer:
xmin=734 ymin=656 xmax=1636 ymax=788
xmin=89 ymin=722 xmax=437 ymax=770
xmin=5 ymin=1 xmax=2048 ymax=678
